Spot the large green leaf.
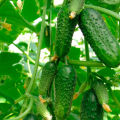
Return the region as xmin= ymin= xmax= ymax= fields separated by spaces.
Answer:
xmin=21 ymin=0 xmax=39 ymax=22
xmin=0 ymin=0 xmax=36 ymax=43
xmin=97 ymin=67 xmax=115 ymax=77
xmin=0 ymin=0 xmax=25 ymax=43
xmin=0 ymin=52 xmax=21 ymax=66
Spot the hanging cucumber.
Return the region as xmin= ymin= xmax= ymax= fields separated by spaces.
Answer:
xmin=39 ymin=61 xmax=57 ymax=96
xmin=55 ymin=5 xmax=78 ymax=58
xmin=92 ymin=78 xmax=112 ymax=112
xmin=23 ymin=113 xmax=37 ymax=120
xmin=78 ymin=8 xmax=120 ymax=68
xmin=80 ymin=89 xmax=103 ymax=120
xmin=54 ymin=65 xmax=76 ymax=120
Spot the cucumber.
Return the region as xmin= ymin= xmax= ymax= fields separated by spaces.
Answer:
xmin=39 ymin=61 xmax=57 ymax=95
xmin=92 ymin=78 xmax=112 ymax=112
xmin=92 ymin=79 xmax=109 ymax=105
xmin=36 ymin=101 xmax=52 ymax=120
xmin=55 ymin=65 xmax=76 ymax=120
xmin=55 ymin=5 xmax=78 ymax=58
xmin=23 ymin=113 xmax=37 ymax=120
xmin=80 ymin=89 xmax=103 ymax=120
xmin=78 ymin=8 xmax=120 ymax=68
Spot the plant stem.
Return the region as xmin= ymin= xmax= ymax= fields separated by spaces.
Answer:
xmin=84 ymin=40 xmax=91 ymax=80
xmin=49 ymin=1 xmax=53 ymax=58
xmin=27 ymin=37 xmax=32 ymax=76
xmin=14 ymin=94 xmax=26 ymax=104
xmin=69 ymin=60 xmax=104 ymax=67
xmin=118 ymin=20 xmax=120 ymax=42
xmin=10 ymin=1 xmax=37 ymax=33
xmin=110 ymin=90 xmax=120 ymax=108
xmin=26 ymin=0 xmax=47 ymax=93
xmin=85 ymin=4 xmax=120 ymax=21
xmin=5 ymin=98 xmax=33 ymax=120
xmin=13 ymin=43 xmax=44 ymax=67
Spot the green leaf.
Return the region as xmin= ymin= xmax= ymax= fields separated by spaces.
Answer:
xmin=21 ymin=0 xmax=39 ymax=22
xmin=76 ymin=67 xmax=87 ymax=85
xmin=97 ymin=67 xmax=115 ymax=77
xmin=68 ymin=47 xmax=81 ymax=60
xmin=109 ymin=90 xmax=120 ymax=114
xmin=0 ymin=0 xmax=25 ymax=43
xmin=0 ymin=84 xmax=21 ymax=101
xmin=0 ymin=52 xmax=22 ymax=66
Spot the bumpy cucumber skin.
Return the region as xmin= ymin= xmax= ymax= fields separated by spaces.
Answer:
xmin=78 ymin=8 xmax=120 ymax=68
xmin=55 ymin=5 xmax=78 ymax=58
xmin=39 ymin=61 xmax=57 ymax=95
xmin=23 ymin=113 xmax=37 ymax=120
xmin=93 ymin=79 xmax=109 ymax=105
xmin=80 ymin=89 xmax=103 ymax=120
xmin=55 ymin=65 xmax=76 ymax=119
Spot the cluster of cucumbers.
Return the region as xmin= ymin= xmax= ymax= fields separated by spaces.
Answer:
xmin=38 ymin=1 xmax=120 ymax=120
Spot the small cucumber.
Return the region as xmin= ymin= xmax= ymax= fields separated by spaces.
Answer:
xmin=80 ymin=89 xmax=103 ymax=120
xmin=55 ymin=65 xmax=76 ymax=120
xmin=92 ymin=79 xmax=109 ymax=105
xmin=23 ymin=113 xmax=37 ymax=120
xmin=55 ymin=5 xmax=78 ymax=58
xmin=36 ymin=101 xmax=52 ymax=120
xmin=39 ymin=61 xmax=57 ymax=95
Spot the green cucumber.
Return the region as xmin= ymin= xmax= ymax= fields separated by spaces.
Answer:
xmin=55 ymin=65 xmax=76 ymax=120
xmin=55 ymin=5 xmax=78 ymax=58
xmin=39 ymin=61 xmax=57 ymax=95
xmin=80 ymin=89 xmax=103 ymax=120
xmin=23 ymin=113 xmax=37 ymax=120
xmin=92 ymin=79 xmax=109 ymax=105
xmin=78 ymin=8 xmax=120 ymax=67
xmin=36 ymin=101 xmax=52 ymax=120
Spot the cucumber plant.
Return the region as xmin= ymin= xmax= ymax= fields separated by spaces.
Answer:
xmin=1 ymin=0 xmax=120 ymax=120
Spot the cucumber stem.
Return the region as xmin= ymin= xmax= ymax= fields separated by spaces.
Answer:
xmin=49 ymin=0 xmax=53 ymax=58
xmin=69 ymin=60 xmax=104 ymax=67
xmin=13 ymin=43 xmax=44 ymax=67
xmin=118 ymin=20 xmax=120 ymax=42
xmin=27 ymin=36 xmax=32 ymax=76
xmin=73 ymin=81 xmax=88 ymax=100
xmin=20 ymin=0 xmax=47 ymax=115
xmin=26 ymin=0 xmax=47 ymax=93
xmin=85 ymin=4 xmax=120 ymax=21
xmin=110 ymin=89 xmax=120 ymax=108
xmin=5 ymin=98 xmax=33 ymax=120
xmin=84 ymin=39 xmax=91 ymax=81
